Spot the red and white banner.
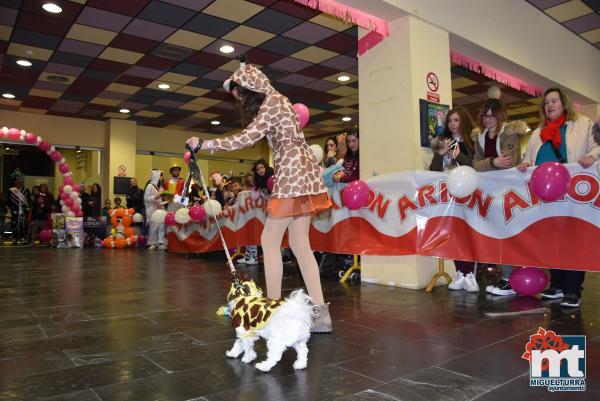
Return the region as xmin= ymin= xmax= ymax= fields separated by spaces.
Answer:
xmin=167 ymin=163 xmax=600 ymax=271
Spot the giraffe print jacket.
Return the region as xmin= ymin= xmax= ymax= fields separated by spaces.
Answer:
xmin=208 ymin=63 xmax=327 ymax=199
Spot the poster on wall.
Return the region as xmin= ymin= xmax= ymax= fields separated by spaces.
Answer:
xmin=419 ymin=99 xmax=450 ymax=148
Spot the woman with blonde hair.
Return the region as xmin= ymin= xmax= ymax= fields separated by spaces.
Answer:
xmin=517 ymin=87 xmax=600 ymax=307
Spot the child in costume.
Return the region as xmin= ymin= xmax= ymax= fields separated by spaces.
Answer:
xmin=188 ymin=58 xmax=333 ymax=332
xmin=144 ymin=170 xmax=166 ymax=250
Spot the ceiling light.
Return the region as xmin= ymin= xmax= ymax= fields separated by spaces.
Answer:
xmin=342 ymin=116 xmax=352 ymax=122
xmin=337 ymin=75 xmax=350 ymax=82
xmin=211 ymin=120 xmax=221 ymax=125
xmin=5 ymin=147 xmax=10 ymax=150
xmin=2 ymin=93 xmax=15 ymax=99
xmin=158 ymin=83 xmax=170 ymax=90
xmin=219 ymin=45 xmax=235 ymax=54
xmin=119 ymin=109 xmax=130 ymax=114
xmin=42 ymin=3 xmax=62 ymax=13
xmin=16 ymin=60 xmax=32 ymax=67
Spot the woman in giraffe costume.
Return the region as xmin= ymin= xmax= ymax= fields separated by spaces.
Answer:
xmin=187 ymin=58 xmax=332 ymax=333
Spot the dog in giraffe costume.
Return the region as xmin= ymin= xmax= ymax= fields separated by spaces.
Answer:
xmin=225 ymin=272 xmax=314 ymax=372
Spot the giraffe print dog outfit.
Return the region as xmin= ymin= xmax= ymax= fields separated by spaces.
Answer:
xmin=206 ymin=63 xmax=328 ymax=200
xmin=227 ymin=274 xmax=284 ymax=336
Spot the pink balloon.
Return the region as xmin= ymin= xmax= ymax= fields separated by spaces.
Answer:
xmin=267 ymin=176 xmax=275 ymax=192
xmin=72 ymin=205 xmax=81 ymax=214
xmin=76 ymin=211 xmax=83 ymax=217
xmin=165 ymin=211 xmax=177 ymax=226
xmin=72 ymin=184 xmax=80 ymax=193
xmin=531 ymin=162 xmax=570 ymax=202
xmin=25 ymin=133 xmax=37 ymax=144
xmin=8 ymin=128 xmax=20 ymax=140
xmin=293 ymin=103 xmax=309 ymax=128
xmin=38 ymin=140 xmax=51 ymax=152
xmin=184 ymin=151 xmax=191 ymax=165
xmin=50 ymin=151 xmax=62 ymax=162
xmin=189 ymin=204 xmax=206 ymax=221
xmin=65 ymin=198 xmax=74 ymax=207
xmin=39 ymin=229 xmax=53 ymax=243
xmin=509 ymin=267 xmax=548 ymax=296
xmin=60 ymin=192 xmax=69 ymax=201
xmin=342 ymin=180 xmax=370 ymax=210
xmin=63 ymin=176 xmax=74 ymax=185
xmin=59 ymin=163 xmax=70 ymax=174
xmin=137 ymin=235 xmax=147 ymax=247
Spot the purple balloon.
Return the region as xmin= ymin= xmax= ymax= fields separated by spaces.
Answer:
xmin=509 ymin=267 xmax=548 ymax=296
xmin=530 ymin=162 xmax=570 ymax=202
xmin=342 ymin=180 xmax=370 ymax=210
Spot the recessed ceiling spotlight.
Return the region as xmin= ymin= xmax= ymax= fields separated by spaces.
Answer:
xmin=119 ymin=108 xmax=130 ymax=114
xmin=342 ymin=116 xmax=352 ymax=122
xmin=42 ymin=3 xmax=62 ymax=13
xmin=211 ymin=120 xmax=221 ymax=125
xmin=337 ymin=75 xmax=350 ymax=82
xmin=158 ymin=83 xmax=170 ymax=89
xmin=47 ymin=75 xmax=69 ymax=83
xmin=16 ymin=60 xmax=32 ymax=67
xmin=2 ymin=93 xmax=16 ymax=99
xmin=5 ymin=147 xmax=10 ymax=150
xmin=219 ymin=45 xmax=235 ymax=54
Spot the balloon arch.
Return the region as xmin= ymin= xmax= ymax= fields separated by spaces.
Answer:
xmin=1 ymin=126 xmax=83 ymax=216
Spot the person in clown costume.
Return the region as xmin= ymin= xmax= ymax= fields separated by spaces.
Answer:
xmin=187 ymin=56 xmax=333 ymax=333
xmin=144 ymin=169 xmax=167 ymax=250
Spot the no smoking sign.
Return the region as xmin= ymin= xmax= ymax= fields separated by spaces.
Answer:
xmin=426 ymin=72 xmax=439 ymax=92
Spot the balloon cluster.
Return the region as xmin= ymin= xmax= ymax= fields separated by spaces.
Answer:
xmin=152 ymin=200 xmax=222 ymax=226
xmin=1 ymin=127 xmax=83 ymax=217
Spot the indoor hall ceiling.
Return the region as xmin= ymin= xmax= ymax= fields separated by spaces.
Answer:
xmin=525 ymin=0 xmax=600 ymax=50
xmin=451 ymin=65 xmax=542 ymax=129
xmin=0 ymin=0 xmax=359 ymax=138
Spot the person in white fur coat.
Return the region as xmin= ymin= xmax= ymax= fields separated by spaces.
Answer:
xmin=144 ymin=170 xmax=166 ymax=250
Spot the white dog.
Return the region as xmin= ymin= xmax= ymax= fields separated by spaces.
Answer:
xmin=225 ymin=274 xmax=314 ymax=372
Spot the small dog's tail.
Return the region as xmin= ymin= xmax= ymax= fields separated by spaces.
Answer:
xmin=277 ymin=289 xmax=315 ymax=328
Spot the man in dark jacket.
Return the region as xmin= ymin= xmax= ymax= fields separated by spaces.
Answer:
xmin=126 ymin=178 xmax=145 ymax=215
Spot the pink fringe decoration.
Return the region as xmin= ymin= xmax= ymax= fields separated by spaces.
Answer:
xmin=450 ymin=51 xmax=543 ymax=97
xmin=293 ymin=0 xmax=389 ymax=38
xmin=358 ymin=30 xmax=385 ymax=56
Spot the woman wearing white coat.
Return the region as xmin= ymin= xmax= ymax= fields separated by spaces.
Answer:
xmin=144 ymin=170 xmax=166 ymax=250
xmin=517 ymin=87 xmax=600 ymax=307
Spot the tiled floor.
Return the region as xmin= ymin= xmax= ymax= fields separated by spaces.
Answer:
xmin=0 ymin=247 xmax=598 ymax=400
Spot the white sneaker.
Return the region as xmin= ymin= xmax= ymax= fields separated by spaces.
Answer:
xmin=236 ymin=257 xmax=248 ymax=264
xmin=462 ymin=273 xmax=480 ymax=292
xmin=448 ymin=272 xmax=465 ymax=290
xmin=244 ymin=257 xmax=258 ymax=265
xmin=158 ymin=244 xmax=167 ymax=250
xmin=148 ymin=244 xmax=157 ymax=250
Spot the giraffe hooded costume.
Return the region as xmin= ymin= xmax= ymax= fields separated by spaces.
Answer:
xmin=206 ymin=62 xmax=331 ymax=217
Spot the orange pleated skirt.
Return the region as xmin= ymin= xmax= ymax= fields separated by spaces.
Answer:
xmin=267 ymin=192 xmax=332 ymax=218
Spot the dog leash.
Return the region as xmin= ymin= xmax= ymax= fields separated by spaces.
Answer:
xmin=185 ymin=141 xmax=237 ymax=275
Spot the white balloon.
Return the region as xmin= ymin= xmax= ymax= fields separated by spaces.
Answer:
xmin=310 ymin=144 xmax=324 ymax=163
xmin=151 ymin=209 xmax=167 ymax=224
xmin=447 ymin=166 xmax=478 ymax=198
xmin=204 ymin=199 xmax=222 ymax=217
xmin=69 ymin=191 xmax=79 ymax=200
xmin=175 ymin=207 xmax=191 ymax=224
xmin=133 ymin=213 xmax=143 ymax=223
xmin=67 ymin=211 xmax=75 ymax=217
xmin=60 ymin=200 xmax=65 ymax=206
xmin=63 ymin=185 xmax=73 ymax=194
xmin=487 ymin=85 xmax=501 ymax=99
xmin=74 ymin=198 xmax=82 ymax=205
xmin=61 ymin=205 xmax=69 ymax=213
